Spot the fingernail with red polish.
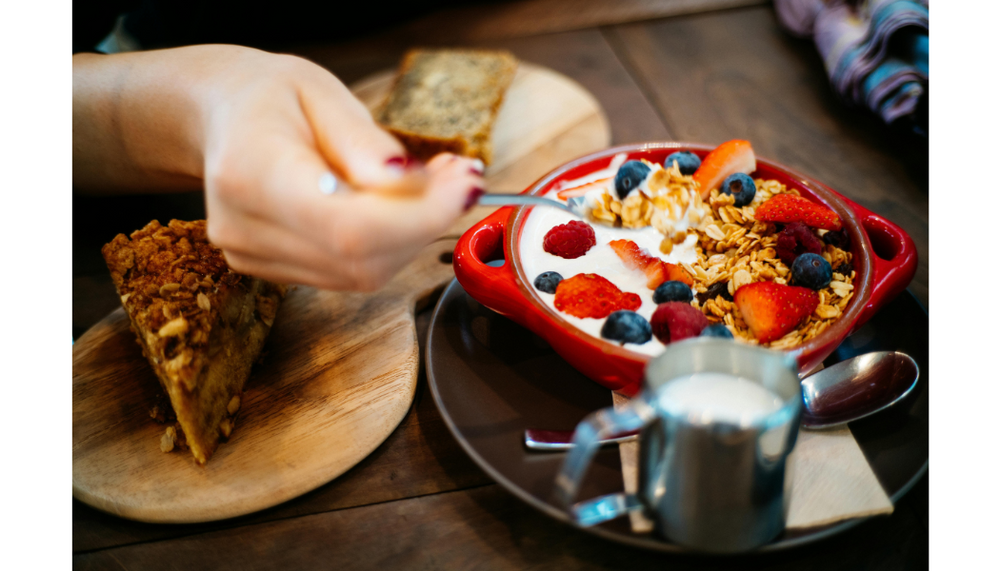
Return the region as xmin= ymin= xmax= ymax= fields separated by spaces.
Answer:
xmin=386 ymin=155 xmax=419 ymax=170
xmin=464 ymin=187 xmax=486 ymax=211
xmin=469 ymin=158 xmax=485 ymax=176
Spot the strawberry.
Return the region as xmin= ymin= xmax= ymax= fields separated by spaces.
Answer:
xmin=555 ymin=178 xmax=611 ymax=200
xmin=692 ymin=140 xmax=756 ymax=198
xmin=663 ymin=264 xmax=695 ymax=287
xmin=608 ymin=239 xmax=694 ymax=289
xmin=554 ymin=273 xmax=642 ymax=319
xmin=733 ymin=282 xmax=819 ymax=343
xmin=543 ymin=220 xmax=596 ymax=259
xmin=754 ymin=194 xmax=842 ymax=231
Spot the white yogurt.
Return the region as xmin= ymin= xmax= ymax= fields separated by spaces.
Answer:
xmin=553 ymin=153 xmax=627 ymax=191
xmin=659 ymin=372 xmax=784 ymax=426
xmin=518 ymin=159 xmax=701 ymax=356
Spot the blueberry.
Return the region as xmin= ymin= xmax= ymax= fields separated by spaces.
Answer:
xmin=791 ymin=253 xmax=833 ymax=290
xmin=601 ymin=310 xmax=652 ymax=345
xmin=720 ymin=173 xmax=756 ymax=207
xmin=664 ymin=151 xmax=701 ymax=175
xmin=822 ymin=229 xmax=851 ymax=250
xmin=533 ymin=271 xmax=563 ymax=294
xmin=700 ymin=323 xmax=734 ymax=339
xmin=653 ymin=280 xmax=693 ymax=304
xmin=613 ymin=160 xmax=651 ymax=201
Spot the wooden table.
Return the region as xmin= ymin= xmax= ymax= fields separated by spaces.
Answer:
xmin=73 ymin=4 xmax=928 ymax=569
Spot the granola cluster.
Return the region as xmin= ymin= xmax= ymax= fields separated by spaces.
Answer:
xmin=679 ymin=181 xmax=855 ymax=348
xmin=592 ymin=175 xmax=855 ymax=349
xmin=590 ymin=161 xmax=707 ymax=255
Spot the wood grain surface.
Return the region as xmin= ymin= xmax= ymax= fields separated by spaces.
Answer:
xmin=603 ymin=8 xmax=928 ymax=306
xmin=74 ymin=481 xmax=928 ymax=571
xmin=73 ymin=239 xmax=459 ymax=523
xmin=73 ymin=5 xmax=927 ymax=568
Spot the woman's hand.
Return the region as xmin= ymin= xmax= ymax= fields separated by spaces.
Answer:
xmin=74 ymin=45 xmax=484 ymax=291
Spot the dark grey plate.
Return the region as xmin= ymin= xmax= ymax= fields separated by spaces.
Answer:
xmin=426 ymin=278 xmax=928 ymax=553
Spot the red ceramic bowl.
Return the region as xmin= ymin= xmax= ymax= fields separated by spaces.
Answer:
xmin=453 ymin=142 xmax=917 ymax=396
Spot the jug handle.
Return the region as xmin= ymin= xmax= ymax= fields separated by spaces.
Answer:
xmin=555 ymin=397 xmax=657 ymax=527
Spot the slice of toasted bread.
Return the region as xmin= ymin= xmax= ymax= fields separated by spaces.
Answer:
xmin=376 ymin=49 xmax=518 ymax=165
xmin=102 ymin=220 xmax=285 ymax=465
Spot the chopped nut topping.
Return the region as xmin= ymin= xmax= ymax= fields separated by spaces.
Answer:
xmin=161 ymin=426 xmax=176 ymax=453
xmin=159 ymin=282 xmax=181 ymax=297
xmin=158 ymin=316 xmax=189 ymax=338
xmin=681 ymin=183 xmax=855 ymax=348
xmin=227 ymin=395 xmax=241 ymax=416
xmin=257 ymin=294 xmax=277 ymax=327
xmin=197 ymin=292 xmax=211 ymax=312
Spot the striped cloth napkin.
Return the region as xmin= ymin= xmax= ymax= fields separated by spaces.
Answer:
xmin=774 ymin=0 xmax=928 ymax=136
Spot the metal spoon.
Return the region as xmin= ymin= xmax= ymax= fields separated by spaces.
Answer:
xmin=477 ymin=194 xmax=605 ymax=225
xmin=524 ymin=351 xmax=919 ymax=451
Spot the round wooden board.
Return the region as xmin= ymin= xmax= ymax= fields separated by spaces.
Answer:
xmin=73 ymin=240 xmax=457 ymax=523
xmin=72 ymin=62 xmax=610 ymax=524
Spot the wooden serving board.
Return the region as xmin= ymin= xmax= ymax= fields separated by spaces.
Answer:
xmin=72 ymin=63 xmax=610 ymax=524
xmin=73 ymin=240 xmax=457 ymax=523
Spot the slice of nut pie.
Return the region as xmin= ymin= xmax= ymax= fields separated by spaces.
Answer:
xmin=102 ymin=220 xmax=285 ymax=465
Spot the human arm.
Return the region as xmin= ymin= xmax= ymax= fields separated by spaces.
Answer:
xmin=73 ymin=45 xmax=484 ymax=290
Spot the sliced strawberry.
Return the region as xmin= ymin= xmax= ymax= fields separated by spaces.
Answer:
xmin=555 ymin=178 xmax=611 ymax=200
xmin=733 ymin=282 xmax=819 ymax=343
xmin=754 ymin=194 xmax=842 ymax=231
xmin=554 ymin=273 xmax=642 ymax=319
xmin=663 ymin=263 xmax=694 ymax=287
xmin=692 ymin=140 xmax=756 ymax=198
xmin=608 ymin=239 xmax=694 ymax=289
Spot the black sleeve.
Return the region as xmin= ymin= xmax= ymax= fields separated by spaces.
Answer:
xmin=73 ymin=0 xmax=139 ymax=53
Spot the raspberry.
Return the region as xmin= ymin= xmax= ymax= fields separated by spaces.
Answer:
xmin=554 ymin=274 xmax=641 ymax=319
xmin=775 ymin=222 xmax=823 ymax=264
xmin=543 ymin=220 xmax=596 ymax=259
xmin=650 ymin=302 xmax=709 ymax=344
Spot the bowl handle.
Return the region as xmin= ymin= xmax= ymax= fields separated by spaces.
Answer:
xmin=840 ymin=197 xmax=918 ymax=331
xmin=453 ymin=206 xmax=532 ymax=318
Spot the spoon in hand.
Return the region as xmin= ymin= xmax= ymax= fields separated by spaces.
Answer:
xmin=524 ymin=351 xmax=919 ymax=451
xmin=476 ymin=194 xmax=606 ymax=225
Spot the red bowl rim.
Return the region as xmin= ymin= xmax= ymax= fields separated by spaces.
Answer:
xmin=502 ymin=141 xmax=874 ymax=368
